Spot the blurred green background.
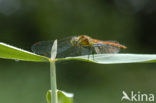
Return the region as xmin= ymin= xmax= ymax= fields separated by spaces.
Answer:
xmin=0 ymin=0 xmax=156 ymax=103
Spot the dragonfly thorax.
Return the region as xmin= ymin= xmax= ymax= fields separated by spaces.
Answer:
xmin=70 ymin=35 xmax=93 ymax=47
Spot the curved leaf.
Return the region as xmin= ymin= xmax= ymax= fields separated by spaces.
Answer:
xmin=0 ymin=42 xmax=49 ymax=62
xmin=57 ymin=54 xmax=156 ymax=64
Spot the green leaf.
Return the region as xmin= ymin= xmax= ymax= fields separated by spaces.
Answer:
xmin=0 ymin=42 xmax=49 ymax=62
xmin=46 ymin=90 xmax=74 ymax=103
xmin=57 ymin=54 xmax=156 ymax=64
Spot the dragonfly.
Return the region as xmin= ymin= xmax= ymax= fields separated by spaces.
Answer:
xmin=31 ymin=35 xmax=127 ymax=58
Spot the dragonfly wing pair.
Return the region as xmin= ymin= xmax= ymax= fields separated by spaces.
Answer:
xmin=31 ymin=37 xmax=90 ymax=58
xmin=31 ymin=36 xmax=126 ymax=58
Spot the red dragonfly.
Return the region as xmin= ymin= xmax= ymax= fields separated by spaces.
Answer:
xmin=31 ymin=35 xmax=127 ymax=58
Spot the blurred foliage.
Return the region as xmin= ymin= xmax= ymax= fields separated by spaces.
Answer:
xmin=46 ymin=90 xmax=73 ymax=103
xmin=0 ymin=0 xmax=156 ymax=103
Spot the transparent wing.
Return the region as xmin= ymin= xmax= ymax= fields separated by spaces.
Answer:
xmin=31 ymin=40 xmax=54 ymax=57
xmin=93 ymin=43 xmax=120 ymax=54
xmin=31 ymin=37 xmax=90 ymax=58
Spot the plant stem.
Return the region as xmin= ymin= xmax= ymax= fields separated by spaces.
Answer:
xmin=50 ymin=60 xmax=58 ymax=103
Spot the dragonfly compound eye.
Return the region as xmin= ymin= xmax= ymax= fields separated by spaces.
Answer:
xmin=70 ymin=36 xmax=79 ymax=46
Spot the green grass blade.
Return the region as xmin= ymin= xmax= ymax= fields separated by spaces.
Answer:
xmin=50 ymin=61 xmax=58 ymax=103
xmin=46 ymin=90 xmax=74 ymax=103
xmin=0 ymin=42 xmax=49 ymax=62
xmin=57 ymin=54 xmax=156 ymax=64
xmin=51 ymin=40 xmax=57 ymax=60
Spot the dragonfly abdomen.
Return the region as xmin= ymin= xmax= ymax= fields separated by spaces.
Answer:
xmin=92 ymin=39 xmax=127 ymax=49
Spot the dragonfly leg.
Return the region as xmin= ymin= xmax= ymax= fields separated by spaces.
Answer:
xmin=88 ymin=47 xmax=93 ymax=60
xmin=88 ymin=47 xmax=90 ymax=60
xmin=88 ymin=47 xmax=95 ymax=60
xmin=93 ymin=53 xmax=94 ymax=60
xmin=91 ymin=47 xmax=94 ymax=60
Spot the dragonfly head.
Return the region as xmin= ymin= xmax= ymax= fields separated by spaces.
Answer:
xmin=70 ymin=36 xmax=79 ymax=46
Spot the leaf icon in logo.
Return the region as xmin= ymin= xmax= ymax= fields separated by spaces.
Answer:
xmin=121 ymin=91 xmax=131 ymax=101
